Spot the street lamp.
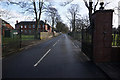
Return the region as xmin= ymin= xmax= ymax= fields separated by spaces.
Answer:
xmin=99 ymin=0 xmax=104 ymax=10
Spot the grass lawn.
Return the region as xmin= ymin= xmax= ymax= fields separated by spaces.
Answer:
xmin=22 ymin=35 xmax=34 ymax=41
xmin=2 ymin=35 xmax=35 ymax=44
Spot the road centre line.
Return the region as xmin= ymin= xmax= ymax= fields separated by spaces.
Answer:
xmin=34 ymin=49 xmax=51 ymax=67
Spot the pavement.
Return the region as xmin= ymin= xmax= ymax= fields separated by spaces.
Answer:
xmin=2 ymin=34 xmax=111 ymax=79
xmin=69 ymin=35 xmax=120 ymax=80
xmin=96 ymin=62 xmax=120 ymax=80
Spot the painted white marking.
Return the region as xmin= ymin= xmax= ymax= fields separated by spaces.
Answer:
xmin=72 ymin=42 xmax=77 ymax=48
xmin=53 ymin=42 xmax=57 ymax=47
xmin=76 ymin=45 xmax=79 ymax=48
xmin=34 ymin=49 xmax=51 ymax=67
xmin=82 ymin=53 xmax=90 ymax=61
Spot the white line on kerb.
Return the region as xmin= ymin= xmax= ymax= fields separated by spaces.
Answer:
xmin=72 ymin=42 xmax=77 ymax=48
xmin=82 ymin=53 xmax=90 ymax=61
xmin=53 ymin=42 xmax=57 ymax=47
xmin=34 ymin=49 xmax=51 ymax=67
xmin=76 ymin=45 xmax=79 ymax=48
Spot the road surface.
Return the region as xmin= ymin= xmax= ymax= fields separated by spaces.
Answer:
xmin=3 ymin=34 xmax=109 ymax=79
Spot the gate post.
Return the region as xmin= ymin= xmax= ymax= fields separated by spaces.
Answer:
xmin=92 ymin=10 xmax=114 ymax=62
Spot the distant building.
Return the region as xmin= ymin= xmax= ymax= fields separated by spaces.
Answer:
xmin=118 ymin=1 xmax=120 ymax=26
xmin=1 ymin=18 xmax=14 ymax=37
xmin=15 ymin=20 xmax=52 ymax=35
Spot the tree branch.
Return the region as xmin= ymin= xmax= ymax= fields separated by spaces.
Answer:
xmin=94 ymin=0 xmax=99 ymax=12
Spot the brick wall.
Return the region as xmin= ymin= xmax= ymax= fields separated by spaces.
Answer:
xmin=111 ymin=47 xmax=120 ymax=61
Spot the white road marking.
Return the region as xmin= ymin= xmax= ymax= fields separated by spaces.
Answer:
xmin=34 ymin=49 xmax=51 ymax=67
xmin=82 ymin=53 xmax=90 ymax=61
xmin=72 ymin=42 xmax=77 ymax=48
xmin=53 ymin=42 xmax=57 ymax=47
xmin=76 ymin=45 xmax=79 ymax=48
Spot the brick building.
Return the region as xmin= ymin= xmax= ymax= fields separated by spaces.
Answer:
xmin=1 ymin=19 xmax=14 ymax=37
xmin=15 ymin=20 xmax=52 ymax=35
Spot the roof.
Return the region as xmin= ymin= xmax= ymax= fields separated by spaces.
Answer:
xmin=16 ymin=20 xmax=45 ymax=25
xmin=1 ymin=19 xmax=14 ymax=29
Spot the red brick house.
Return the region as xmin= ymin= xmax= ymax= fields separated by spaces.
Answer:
xmin=1 ymin=19 xmax=14 ymax=37
xmin=15 ymin=20 xmax=52 ymax=35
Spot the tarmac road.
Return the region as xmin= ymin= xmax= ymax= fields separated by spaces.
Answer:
xmin=2 ymin=34 xmax=110 ymax=79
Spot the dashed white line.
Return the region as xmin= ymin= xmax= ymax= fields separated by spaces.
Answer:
xmin=53 ymin=42 xmax=57 ymax=47
xmin=34 ymin=49 xmax=51 ymax=67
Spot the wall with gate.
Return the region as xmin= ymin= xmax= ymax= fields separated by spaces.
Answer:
xmin=82 ymin=10 xmax=120 ymax=62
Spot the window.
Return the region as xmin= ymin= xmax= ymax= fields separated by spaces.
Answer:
xmin=33 ymin=25 xmax=35 ymax=28
xmin=21 ymin=30 xmax=23 ymax=32
xmin=29 ymin=30 xmax=31 ymax=33
xmin=21 ymin=25 xmax=23 ymax=28
xmin=29 ymin=25 xmax=31 ymax=28
xmin=39 ymin=25 xmax=41 ymax=28
xmin=25 ymin=30 xmax=27 ymax=33
xmin=43 ymin=24 xmax=44 ymax=28
xmin=24 ymin=25 xmax=27 ymax=28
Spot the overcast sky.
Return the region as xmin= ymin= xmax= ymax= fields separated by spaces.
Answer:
xmin=0 ymin=0 xmax=120 ymax=28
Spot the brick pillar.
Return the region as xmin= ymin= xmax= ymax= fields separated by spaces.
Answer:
xmin=92 ymin=10 xmax=114 ymax=62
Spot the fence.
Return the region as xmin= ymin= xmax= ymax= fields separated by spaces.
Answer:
xmin=2 ymin=28 xmax=56 ymax=56
xmin=82 ymin=27 xmax=93 ymax=60
xmin=68 ymin=31 xmax=82 ymax=41
xmin=2 ymin=29 xmax=36 ymax=56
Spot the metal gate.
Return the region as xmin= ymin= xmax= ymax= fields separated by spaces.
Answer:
xmin=82 ymin=25 xmax=94 ymax=60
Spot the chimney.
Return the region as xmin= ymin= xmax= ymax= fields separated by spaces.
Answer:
xmin=45 ymin=20 xmax=47 ymax=24
xmin=16 ymin=20 xmax=18 ymax=24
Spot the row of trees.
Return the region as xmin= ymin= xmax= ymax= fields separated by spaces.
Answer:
xmin=56 ymin=21 xmax=69 ymax=33
xmin=63 ymin=0 xmax=112 ymax=33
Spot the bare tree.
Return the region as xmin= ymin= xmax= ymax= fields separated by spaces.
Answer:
xmin=67 ymin=4 xmax=80 ymax=32
xmin=45 ymin=4 xmax=59 ymax=36
xmin=83 ymin=0 xmax=111 ymax=25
